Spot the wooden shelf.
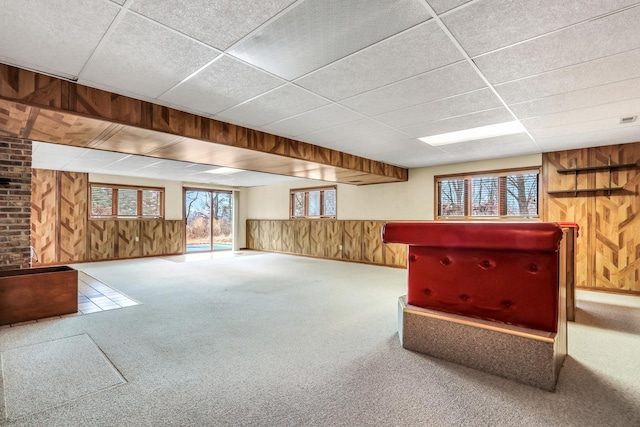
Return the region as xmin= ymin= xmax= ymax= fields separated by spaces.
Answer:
xmin=556 ymin=163 xmax=636 ymax=173
xmin=547 ymin=187 xmax=625 ymax=195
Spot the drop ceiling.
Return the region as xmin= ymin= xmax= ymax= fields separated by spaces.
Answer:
xmin=2 ymin=0 xmax=640 ymax=186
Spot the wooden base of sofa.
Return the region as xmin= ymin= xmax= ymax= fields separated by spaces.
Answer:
xmin=0 ymin=266 xmax=78 ymax=325
xmin=398 ymin=296 xmax=567 ymax=391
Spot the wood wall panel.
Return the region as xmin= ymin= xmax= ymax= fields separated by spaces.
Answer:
xmin=281 ymin=221 xmax=295 ymax=253
xmin=309 ymin=221 xmax=325 ymax=257
xmin=342 ymin=221 xmax=362 ymax=261
xmin=117 ymin=221 xmax=140 ymax=259
xmin=543 ymin=142 xmax=640 ymax=294
xmin=324 ymin=221 xmax=343 ymax=259
xmin=142 ymin=220 xmax=164 ymax=256
xmin=164 ymin=220 xmax=184 ymax=255
xmin=294 ymin=220 xmax=310 ymax=255
xmin=258 ymin=221 xmax=270 ymax=251
xmin=246 ymin=220 xmax=258 ymax=250
xmin=362 ymin=221 xmax=385 ymax=264
xmin=384 ymin=243 xmax=407 ymax=268
xmin=58 ymin=171 xmax=87 ymax=262
xmin=89 ymin=220 xmax=115 ymax=261
xmin=30 ymin=169 xmax=58 ymax=264
xmin=269 ymin=220 xmax=282 ymax=252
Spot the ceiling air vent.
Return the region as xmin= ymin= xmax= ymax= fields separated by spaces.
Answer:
xmin=620 ymin=115 xmax=637 ymax=124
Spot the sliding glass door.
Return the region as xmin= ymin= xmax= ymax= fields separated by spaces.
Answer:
xmin=185 ymin=189 xmax=233 ymax=252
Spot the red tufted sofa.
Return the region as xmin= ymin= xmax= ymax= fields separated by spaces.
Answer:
xmin=382 ymin=222 xmax=564 ymax=333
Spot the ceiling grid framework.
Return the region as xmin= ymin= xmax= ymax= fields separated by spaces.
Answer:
xmin=0 ymin=0 xmax=639 ymax=183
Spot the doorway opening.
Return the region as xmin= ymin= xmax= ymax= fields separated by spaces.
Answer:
xmin=184 ymin=189 xmax=233 ymax=252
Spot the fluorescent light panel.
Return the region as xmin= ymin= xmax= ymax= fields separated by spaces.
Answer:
xmin=204 ymin=167 xmax=243 ymax=175
xmin=419 ymin=121 xmax=526 ymax=146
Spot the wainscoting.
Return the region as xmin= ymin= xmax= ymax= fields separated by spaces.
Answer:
xmin=246 ymin=219 xmax=407 ymax=268
xmin=31 ymin=169 xmax=183 ymax=265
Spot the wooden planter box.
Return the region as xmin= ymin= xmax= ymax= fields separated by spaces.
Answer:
xmin=0 ymin=266 xmax=78 ymax=325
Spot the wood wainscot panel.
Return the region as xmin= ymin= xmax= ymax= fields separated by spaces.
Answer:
xmin=269 ymin=220 xmax=283 ymax=252
xmin=142 ymin=220 xmax=164 ymax=256
xmin=258 ymin=220 xmax=270 ymax=251
xmin=89 ymin=220 xmax=116 ymax=261
xmin=362 ymin=221 xmax=385 ymax=264
xmin=30 ymin=168 xmax=58 ymax=264
xmin=293 ymin=220 xmax=310 ymax=255
xmin=324 ymin=220 xmax=343 ymax=259
xmin=246 ymin=220 xmax=259 ymax=250
xmin=309 ymin=220 xmax=325 ymax=257
xmin=164 ymin=220 xmax=184 ymax=255
xmin=281 ymin=221 xmax=295 ymax=253
xmin=384 ymin=243 xmax=407 ymax=268
xmin=342 ymin=221 xmax=363 ymax=261
xmin=117 ymin=220 xmax=141 ymax=259
xmin=58 ymin=171 xmax=88 ymax=262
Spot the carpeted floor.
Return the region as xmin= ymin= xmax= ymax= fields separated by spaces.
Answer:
xmin=1 ymin=252 xmax=639 ymax=426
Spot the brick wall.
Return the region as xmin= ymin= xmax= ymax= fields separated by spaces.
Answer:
xmin=0 ymin=137 xmax=32 ymax=270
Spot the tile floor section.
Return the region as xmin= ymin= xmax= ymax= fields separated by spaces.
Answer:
xmin=77 ymin=271 xmax=139 ymax=314
xmin=3 ymin=270 xmax=139 ymax=328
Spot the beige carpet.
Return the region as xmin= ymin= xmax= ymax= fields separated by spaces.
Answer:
xmin=0 ymin=251 xmax=639 ymax=426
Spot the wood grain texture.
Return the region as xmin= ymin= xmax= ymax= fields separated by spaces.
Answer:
xmin=258 ymin=220 xmax=270 ymax=251
xmin=117 ymin=220 xmax=140 ymax=259
xmin=58 ymin=171 xmax=87 ymax=262
xmin=89 ymin=220 xmax=115 ymax=261
xmin=293 ymin=220 xmax=310 ymax=255
xmin=246 ymin=220 xmax=258 ymax=249
xmin=0 ymin=64 xmax=407 ymax=185
xmin=141 ymin=220 xmax=164 ymax=256
xmin=362 ymin=221 xmax=385 ymax=264
xmin=280 ymin=221 xmax=295 ymax=253
xmin=164 ymin=220 xmax=184 ymax=255
xmin=342 ymin=221 xmax=362 ymax=261
xmin=269 ymin=220 xmax=283 ymax=252
xmin=30 ymin=169 xmax=58 ymax=264
xmin=384 ymin=243 xmax=407 ymax=268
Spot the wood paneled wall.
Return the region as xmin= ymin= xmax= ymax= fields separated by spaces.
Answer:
xmin=543 ymin=142 xmax=640 ymax=294
xmin=31 ymin=169 xmax=184 ymax=265
xmin=246 ymin=219 xmax=407 ymax=268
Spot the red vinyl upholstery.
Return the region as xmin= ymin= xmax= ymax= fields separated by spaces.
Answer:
xmin=383 ymin=222 xmax=564 ymax=332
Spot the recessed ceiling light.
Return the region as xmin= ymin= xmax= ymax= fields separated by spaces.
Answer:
xmin=620 ymin=115 xmax=637 ymax=124
xmin=419 ymin=121 xmax=527 ymax=146
xmin=204 ymin=167 xmax=243 ymax=175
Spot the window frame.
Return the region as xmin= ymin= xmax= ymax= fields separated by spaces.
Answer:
xmin=89 ymin=183 xmax=164 ymax=220
xmin=435 ymin=167 xmax=540 ymax=221
xmin=289 ymin=186 xmax=337 ymax=219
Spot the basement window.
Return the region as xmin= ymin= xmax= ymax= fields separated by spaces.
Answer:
xmin=436 ymin=168 xmax=539 ymax=220
xmin=290 ymin=186 xmax=337 ymax=219
xmin=90 ymin=184 xmax=164 ymax=219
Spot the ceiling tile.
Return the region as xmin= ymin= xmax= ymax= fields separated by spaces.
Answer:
xmin=534 ymin=123 xmax=640 ymax=152
xmin=400 ymin=108 xmax=515 ymax=138
xmin=0 ymin=0 xmax=119 ymax=78
xmin=215 ymin=84 xmax=329 ymax=127
xmin=474 ymin=5 xmax=640 ymax=84
xmin=160 ymin=56 xmax=284 ymax=116
xmin=263 ymin=104 xmax=365 ymax=137
xmin=426 ymin=0 xmax=473 ymax=14
xmin=340 ymin=61 xmax=486 ymax=116
xmin=529 ymin=115 xmax=640 ymax=139
xmin=375 ymin=88 xmax=502 ymax=128
xmin=129 ymin=0 xmax=295 ymax=50
xmin=510 ymin=77 xmax=640 ymax=119
xmin=299 ymin=119 xmax=393 ymax=148
xmin=495 ymin=48 xmax=640 ymax=104
xmin=295 ymin=20 xmax=463 ymax=101
xmin=444 ymin=0 xmax=638 ymax=57
xmin=377 ymin=144 xmax=456 ymax=168
xmin=332 ymin=133 xmax=418 ymax=160
xmin=80 ymin=12 xmax=220 ymax=99
xmin=522 ymin=98 xmax=640 ymax=131
xmin=435 ymin=133 xmax=539 ymax=160
xmin=228 ymin=0 xmax=431 ymax=80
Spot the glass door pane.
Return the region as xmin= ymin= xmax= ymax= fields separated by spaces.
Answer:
xmin=185 ymin=190 xmax=212 ymax=252
xmin=211 ymin=191 xmax=233 ymax=251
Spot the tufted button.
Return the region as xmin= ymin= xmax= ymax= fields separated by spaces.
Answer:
xmin=526 ymin=263 xmax=538 ymax=272
xmin=478 ymin=259 xmax=494 ymax=270
xmin=409 ymin=254 xmax=417 ymax=262
xmin=459 ymin=294 xmax=470 ymax=302
xmin=440 ymin=257 xmax=451 ymax=266
xmin=501 ymin=300 xmax=513 ymax=309
xmin=422 ymin=289 xmax=431 ymax=296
